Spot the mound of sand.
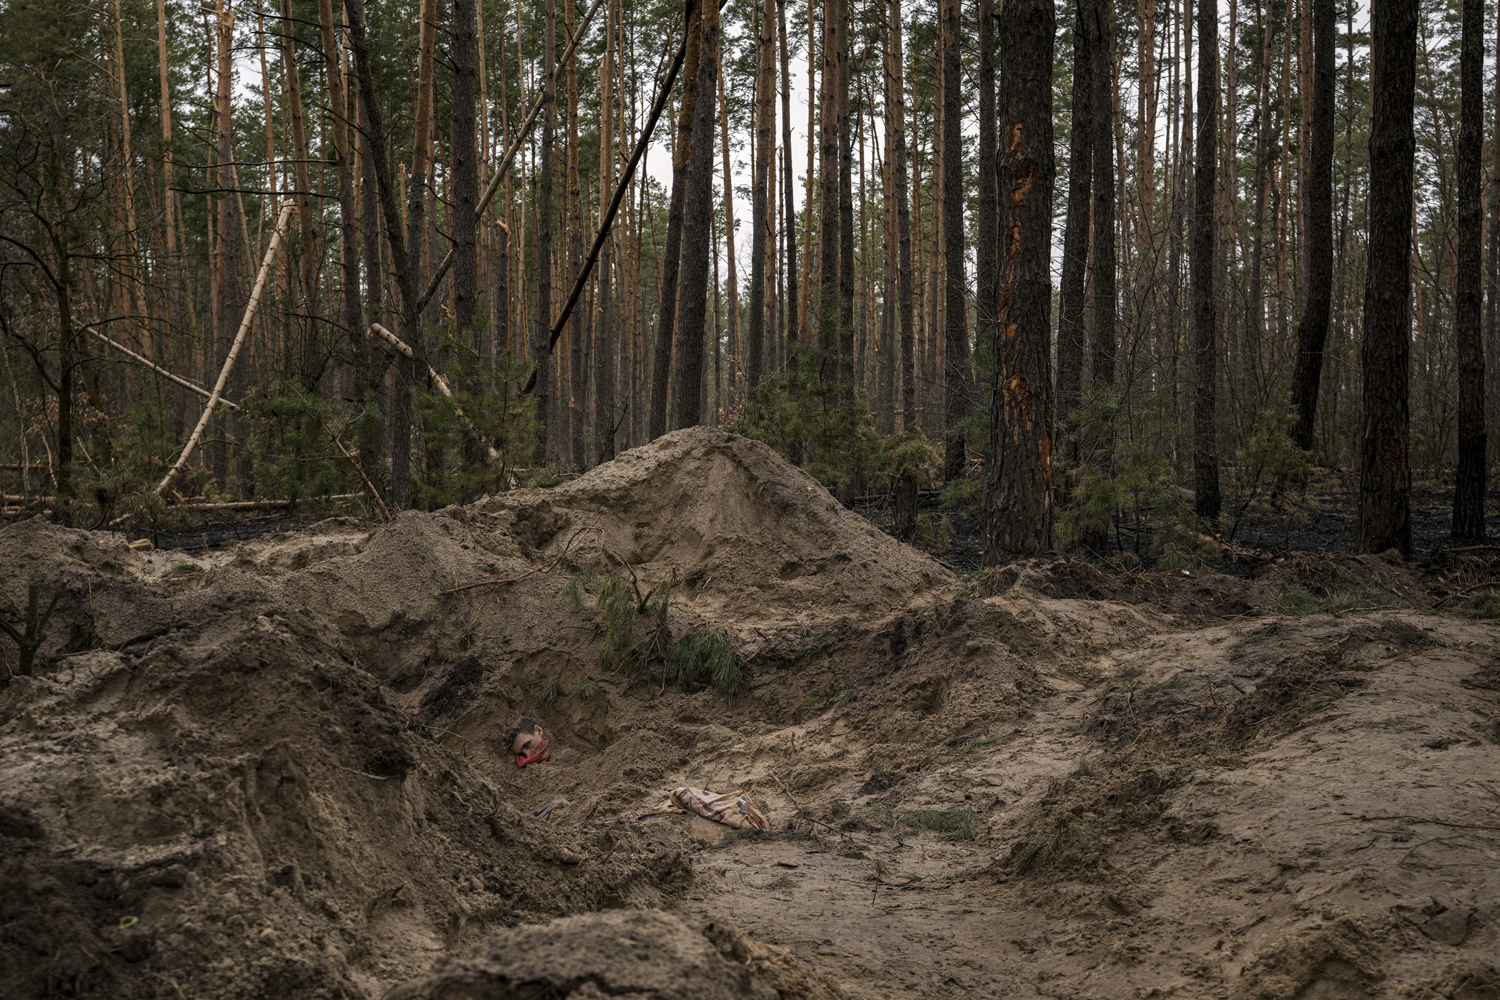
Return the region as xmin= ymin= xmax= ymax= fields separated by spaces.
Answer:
xmin=384 ymin=909 xmax=847 ymax=1000
xmin=472 ymin=426 xmax=951 ymax=620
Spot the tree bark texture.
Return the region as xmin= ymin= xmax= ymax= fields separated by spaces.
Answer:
xmin=940 ymin=0 xmax=970 ymax=480
xmin=1356 ymin=0 xmax=1416 ymax=557
xmin=1453 ymin=0 xmax=1487 ymax=540
xmin=674 ymin=0 xmax=721 ymax=429
xmin=1057 ymin=0 xmax=1092 ymax=456
xmin=1087 ymin=0 xmax=1116 ymax=393
xmin=533 ymin=0 xmax=557 ymax=463
xmin=749 ymin=0 xmax=775 ymax=397
xmin=1193 ymin=0 xmax=1220 ymax=523
xmin=1290 ymin=0 xmax=1335 ymax=453
xmin=985 ymin=0 xmax=1056 ymax=561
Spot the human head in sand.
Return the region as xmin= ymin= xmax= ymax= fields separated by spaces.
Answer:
xmin=510 ymin=718 xmax=546 ymax=756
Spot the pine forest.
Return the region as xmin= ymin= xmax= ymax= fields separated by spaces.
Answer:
xmin=0 ymin=0 xmax=1492 ymax=562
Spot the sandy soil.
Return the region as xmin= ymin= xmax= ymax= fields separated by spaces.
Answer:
xmin=2 ymin=426 xmax=1497 ymax=999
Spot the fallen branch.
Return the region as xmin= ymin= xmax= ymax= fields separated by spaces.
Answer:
xmin=1432 ymin=580 xmax=1500 ymax=609
xmin=440 ymin=520 xmax=600 ymax=596
xmin=318 ymin=419 xmax=391 ymax=523
xmin=768 ymin=769 xmax=848 ymax=839
xmin=367 ymin=324 xmax=499 ymax=461
xmin=88 ymin=328 xmax=240 ymax=411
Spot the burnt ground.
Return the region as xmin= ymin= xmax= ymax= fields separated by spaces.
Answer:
xmin=854 ymin=471 xmax=1500 ymax=575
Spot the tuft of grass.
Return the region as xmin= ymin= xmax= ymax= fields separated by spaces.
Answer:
xmin=537 ymin=678 xmax=562 ymax=704
xmin=755 ymin=688 xmax=774 ymax=704
xmin=711 ymin=830 xmax=739 ymax=849
xmin=835 ymin=688 xmax=859 ymax=709
xmin=1459 ymin=589 xmax=1500 ymax=619
xmin=566 ymin=677 xmax=600 ymax=699
xmin=665 ymin=626 xmax=747 ymax=698
xmin=524 ymin=471 xmax=567 ymax=489
xmin=1277 ymin=584 xmax=1394 ymax=616
xmin=1014 ymin=822 xmax=1099 ymax=874
xmin=801 ymin=692 xmax=822 ymax=707
xmin=163 ymin=562 xmax=202 ymax=578
xmin=1072 ymin=756 xmax=1095 ymax=778
xmin=898 ymin=808 xmax=977 ymax=841
xmin=1307 ymin=683 xmax=1346 ymax=710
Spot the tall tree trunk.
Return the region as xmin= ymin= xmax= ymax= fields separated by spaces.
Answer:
xmin=674 ymin=0 xmax=721 ymax=429
xmin=940 ymin=0 xmax=969 ymax=480
xmin=975 ymin=0 xmax=997 ymax=424
xmin=451 ymin=0 xmax=479 ymax=346
xmin=887 ymin=0 xmax=915 ymax=431
xmin=1246 ymin=0 xmax=1275 ymax=403
xmin=837 ymin=0 xmax=855 ymax=386
xmin=817 ymin=0 xmax=841 ymax=382
xmin=213 ymin=0 xmax=241 ymax=486
xmin=778 ymin=0 xmax=799 ymax=367
xmin=595 ymin=0 xmax=617 ymax=460
xmin=1135 ymin=0 xmax=1157 ymax=349
xmin=1290 ymin=0 xmax=1334 ymax=453
xmin=318 ymin=0 xmax=363 ymax=431
xmin=985 ymin=0 xmax=1056 ymax=559
xmin=566 ymin=0 xmax=587 ymax=468
xmin=1453 ymin=0 xmax=1486 ymax=540
xmin=1057 ymin=0 xmax=1092 ymax=457
xmin=1088 ymin=0 xmax=1116 ymax=393
xmin=280 ymin=0 xmax=318 ymax=387
xmin=1356 ymin=0 xmax=1415 ymax=557
xmin=1192 ymin=0 xmax=1220 ymax=523
xmin=650 ymin=0 xmax=704 ymax=437
xmin=749 ymin=0 xmax=775 ymax=397
xmin=534 ymin=0 xmax=558 ymax=462
xmin=156 ymin=0 xmax=180 ymax=388
xmin=718 ymin=61 xmax=744 ymax=402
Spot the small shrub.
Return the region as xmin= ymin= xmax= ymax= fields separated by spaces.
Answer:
xmin=1072 ymin=756 xmax=1095 ymax=778
xmin=537 ymin=678 xmax=562 ymax=704
xmin=1459 ymin=589 xmax=1500 ymax=619
xmin=664 ymin=627 xmax=747 ymax=698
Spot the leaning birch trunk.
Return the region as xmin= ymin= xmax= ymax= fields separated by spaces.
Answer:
xmin=367 ymin=324 xmax=500 ymax=461
xmin=151 ymin=203 xmax=294 ymax=500
xmin=88 ymin=328 xmax=240 ymax=411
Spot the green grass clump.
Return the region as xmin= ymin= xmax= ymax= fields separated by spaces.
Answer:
xmin=665 ymin=626 xmax=747 ymax=698
xmin=1459 ymin=589 xmax=1500 ymax=619
xmin=1306 ymin=683 xmax=1346 ymax=710
xmin=898 ymin=808 xmax=977 ymax=841
xmin=537 ymin=678 xmax=562 ymax=704
xmin=163 ymin=562 xmax=201 ymax=578
xmin=566 ymin=678 xmax=600 ymax=699
xmin=835 ymin=688 xmax=859 ymax=709
xmin=754 ymin=875 xmax=800 ymax=890
xmin=1072 ymin=756 xmax=1095 ymax=777
xmin=1277 ymin=585 xmax=1393 ymax=616
xmin=524 ymin=471 xmax=567 ymax=489
xmin=1013 ymin=822 xmax=1099 ymax=874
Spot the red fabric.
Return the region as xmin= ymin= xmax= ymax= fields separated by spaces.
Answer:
xmin=514 ymin=736 xmax=552 ymax=769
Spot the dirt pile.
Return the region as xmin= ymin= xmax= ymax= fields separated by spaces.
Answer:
xmin=0 ymin=599 xmax=703 ymax=1000
xmin=384 ymin=910 xmax=847 ymax=1000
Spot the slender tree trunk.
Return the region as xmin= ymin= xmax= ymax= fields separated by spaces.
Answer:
xmin=534 ymin=0 xmax=558 ymax=462
xmin=1193 ymin=0 xmax=1220 ymax=523
xmin=566 ymin=0 xmax=587 ymax=467
xmin=674 ymin=0 xmax=720 ymax=429
xmin=213 ymin=0 xmax=241 ymax=485
xmin=1290 ymin=0 xmax=1334 ymax=453
xmin=1247 ymin=0 xmax=1275 ymax=403
xmin=650 ymin=0 xmax=704 ymax=437
xmin=749 ymin=0 xmax=775 ymax=397
xmin=451 ymin=0 xmax=479 ymax=346
xmin=985 ymin=0 xmax=1056 ymax=560
xmin=595 ymin=0 xmax=617 ymax=460
xmin=1135 ymin=0 xmax=1157 ymax=349
xmin=156 ymin=0 xmax=180 ymax=402
xmin=817 ymin=0 xmax=841 ymax=383
xmin=940 ymin=0 xmax=969 ymax=480
xmin=318 ymin=0 xmax=362 ymax=428
xmin=887 ymin=0 xmax=914 ymax=432
xmin=1356 ymin=0 xmax=1415 ymax=557
xmin=1088 ymin=0 xmax=1116 ymax=393
xmin=280 ymin=0 xmax=318 ymax=387
xmin=1453 ymin=0 xmax=1487 ymax=539
xmin=778 ymin=0 xmax=799 ymax=366
xmin=975 ymin=0 xmax=998 ymax=422
xmin=718 ymin=61 xmax=744 ymax=402
xmin=837 ymin=0 xmax=855 ymax=386
xmin=1057 ymin=0 xmax=1092 ymax=457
